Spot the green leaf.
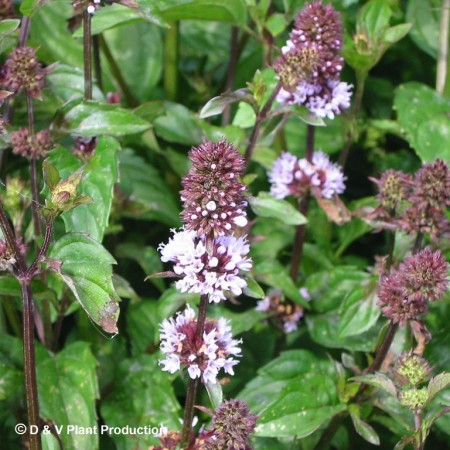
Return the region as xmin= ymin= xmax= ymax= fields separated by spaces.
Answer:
xmin=48 ymin=137 xmax=120 ymax=242
xmin=243 ymin=276 xmax=265 ymax=299
xmin=102 ymin=22 xmax=163 ymax=101
xmin=118 ymin=148 xmax=180 ymax=226
xmin=255 ymin=375 xmax=346 ymax=438
xmin=153 ymin=0 xmax=247 ymax=26
xmin=100 ymin=354 xmax=181 ymax=450
xmin=292 ymin=105 xmax=326 ymax=127
xmin=406 ymin=0 xmax=439 ymax=58
xmin=357 ymin=0 xmax=391 ymax=40
xmin=427 ymin=373 xmax=450 ymax=403
xmin=0 ymin=19 xmax=20 ymax=38
xmin=31 ymin=2 xmax=83 ymax=67
xmin=381 ymin=23 xmax=412 ymax=45
xmin=116 ymin=243 xmax=164 ymax=292
xmin=351 ymin=373 xmax=397 ymax=397
xmin=349 ymin=405 xmax=380 ymax=445
xmin=394 ymin=82 xmax=450 ymax=161
xmin=46 ymin=65 xmax=105 ymax=102
xmin=249 ymin=193 xmax=307 ymax=226
xmin=127 ymin=300 xmax=161 ymax=354
xmin=37 ymin=342 xmax=99 ymax=450
xmin=338 ymin=282 xmax=380 ymax=338
xmin=42 ymin=160 xmax=61 ymax=192
xmin=153 ymin=102 xmax=202 ymax=145
xmin=0 ymin=335 xmax=23 ymax=401
xmin=200 ymin=88 xmax=257 ymax=118
xmin=238 ymin=350 xmax=337 ymax=414
xmin=205 ymin=380 xmax=223 ymax=410
xmin=254 ymin=260 xmax=310 ymax=308
xmin=49 ymin=233 xmax=120 ymax=334
xmin=54 ymin=100 xmax=151 ymax=137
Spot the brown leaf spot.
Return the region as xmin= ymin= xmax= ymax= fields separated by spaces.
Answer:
xmin=98 ymin=299 xmax=120 ymax=334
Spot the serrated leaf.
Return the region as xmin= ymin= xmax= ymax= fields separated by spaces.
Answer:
xmin=205 ymin=380 xmax=223 ymax=409
xmin=427 ymin=373 xmax=450 ymax=403
xmin=200 ymin=88 xmax=256 ymax=118
xmin=350 ymin=373 xmax=397 ymax=396
xmin=349 ymin=405 xmax=380 ymax=445
xmin=36 ymin=342 xmax=99 ymax=450
xmin=49 ymin=233 xmax=120 ymax=334
xmin=249 ymin=193 xmax=307 ymax=226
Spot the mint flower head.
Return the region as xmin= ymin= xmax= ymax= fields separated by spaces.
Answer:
xmin=11 ymin=127 xmax=53 ymax=160
xmin=378 ymin=248 xmax=449 ymax=325
xmin=274 ymin=1 xmax=352 ymax=119
xmin=2 ymin=47 xmax=45 ymax=99
xmin=159 ymin=305 xmax=242 ymax=384
xmin=269 ymin=151 xmax=345 ymax=200
xmin=181 ymin=139 xmax=248 ymax=238
xmin=202 ymin=399 xmax=257 ymax=450
xmin=158 ymin=228 xmax=252 ymax=303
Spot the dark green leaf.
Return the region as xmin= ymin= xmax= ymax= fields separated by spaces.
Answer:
xmin=100 ymin=354 xmax=181 ymax=450
xmin=250 ymin=193 xmax=307 ymax=226
xmin=127 ymin=300 xmax=161 ymax=354
xmin=37 ymin=342 xmax=99 ymax=450
xmin=49 ymin=233 xmax=120 ymax=334
xmin=349 ymin=404 xmax=381 ymax=445
xmin=0 ymin=335 xmax=23 ymax=401
xmin=118 ymin=148 xmax=180 ymax=226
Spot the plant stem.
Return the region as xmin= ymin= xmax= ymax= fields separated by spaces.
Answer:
xmin=289 ymin=125 xmax=315 ymax=282
xmin=244 ymin=81 xmax=282 ymax=169
xmin=338 ymin=72 xmax=367 ymax=168
xmin=436 ymin=0 xmax=450 ymax=95
xmin=99 ymin=35 xmax=138 ymax=107
xmin=26 ymin=95 xmax=41 ymax=237
xmin=413 ymin=232 xmax=423 ymax=254
xmin=21 ymin=279 xmax=42 ymax=450
xmin=414 ymin=411 xmax=423 ymax=450
xmin=164 ymin=21 xmax=179 ymax=102
xmin=93 ymin=34 xmax=103 ymax=92
xmin=181 ymin=294 xmax=208 ymax=448
xmin=26 ymin=220 xmax=54 ymax=278
xmin=19 ymin=16 xmax=31 ymax=47
xmin=222 ymin=26 xmax=240 ymax=126
xmin=0 ymin=202 xmax=41 ymax=449
xmin=83 ymin=10 xmax=93 ymax=101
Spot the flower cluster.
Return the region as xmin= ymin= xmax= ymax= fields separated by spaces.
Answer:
xmin=200 ymin=400 xmax=257 ymax=450
xmin=0 ymin=238 xmax=26 ymax=272
xmin=370 ymin=159 xmax=450 ymax=238
xmin=159 ymin=305 xmax=242 ymax=384
xmin=1 ymin=47 xmax=45 ymax=99
xmin=274 ymin=1 xmax=352 ymax=119
xmin=159 ymin=229 xmax=251 ymax=303
xmin=256 ymin=289 xmax=309 ymax=333
xmin=72 ymin=0 xmax=101 ymax=14
xmin=181 ymin=140 xmax=247 ymax=238
xmin=269 ymin=151 xmax=345 ymax=200
xmin=394 ymin=352 xmax=432 ymax=387
xmin=0 ymin=0 xmax=14 ymax=19
xmin=11 ymin=127 xmax=53 ymax=160
xmin=378 ymin=248 xmax=449 ymax=325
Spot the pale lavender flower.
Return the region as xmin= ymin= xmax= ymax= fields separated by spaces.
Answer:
xmin=269 ymin=151 xmax=345 ymax=200
xmin=158 ymin=228 xmax=252 ymax=303
xmin=159 ymin=305 xmax=242 ymax=384
xmin=283 ymin=309 xmax=304 ymax=333
xmin=299 ymin=287 xmax=311 ymax=301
